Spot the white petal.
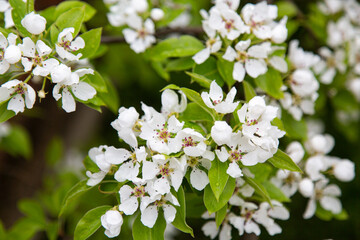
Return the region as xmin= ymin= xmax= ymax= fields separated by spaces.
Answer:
xmin=163 ymin=204 xmax=176 ymax=223
xmin=153 ymin=178 xmax=171 ymax=195
xmin=320 ymin=196 xmax=342 ymax=214
xmin=233 ymin=61 xmax=245 ymax=82
xmin=141 ymin=206 xmax=158 ymax=228
xmin=8 ymin=95 xmax=25 ymax=114
xmin=223 ymin=46 xmax=237 ymax=61
xmin=119 ymin=196 xmax=139 ymax=215
xmin=193 ymin=48 xmax=211 ymax=64
xmin=226 ymin=162 xmax=243 ymax=178
xmin=269 ymin=56 xmax=288 ymax=73
xmin=71 ymin=82 xmax=96 ymax=101
xmin=245 ymin=59 xmax=267 ymax=78
xmin=61 ymin=88 xmax=76 ymax=113
xmin=190 ymin=168 xmax=209 ymax=191
xmin=303 ymin=198 xmax=316 ymax=219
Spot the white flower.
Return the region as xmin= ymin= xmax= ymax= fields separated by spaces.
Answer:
xmin=171 ymin=128 xmax=207 ymax=157
xmin=0 ymin=80 xmax=36 ymax=114
xmin=347 ymin=78 xmax=360 ymax=102
xmin=271 ymin=17 xmax=288 ymax=44
xmin=101 ymin=210 xmax=123 ymax=238
xmin=314 ymin=47 xmax=346 ymax=84
xmin=290 ymin=69 xmax=319 ymax=98
xmin=280 ymin=92 xmax=318 ymax=121
xmin=86 ymin=171 xmax=107 ymax=186
xmin=140 ymin=193 xmax=179 ymax=228
xmin=327 ymin=17 xmax=355 ymax=48
xmin=123 ymin=17 xmax=155 ymax=53
xmin=215 ymin=0 xmax=240 ymax=10
xmin=19 ymin=37 xmax=57 ymax=76
xmin=118 ymin=183 xmax=149 ymax=215
xmin=302 ymin=179 xmax=342 ymax=219
xmin=0 ymin=1 xmax=14 ymax=29
xmin=286 ymin=141 xmax=304 ymax=164
xmin=211 ymin=121 xmax=234 ymax=146
xmin=228 ymin=202 xmax=261 ymax=236
xmin=223 ymin=40 xmax=271 ymax=82
xmin=21 ymin=12 xmax=46 ymax=35
xmin=111 ymin=107 xmax=140 ymax=148
xmin=201 ymin=81 xmax=239 ymax=114
xmin=161 ymin=89 xmax=187 ymax=116
xmin=150 ymin=8 xmax=164 ymax=21
xmin=208 ymin=4 xmax=249 ymax=40
xmin=52 ymin=68 xmax=96 ymax=113
xmin=288 ymin=40 xmax=320 ymax=69
xmin=271 ymin=170 xmax=302 ymax=197
xmin=328 ymin=158 xmax=355 ymax=182
xmin=305 ymin=155 xmax=327 ymax=181
xmin=56 ymin=27 xmax=85 ymax=61
xmin=0 ymin=33 xmax=21 ymax=72
xmin=305 ymin=134 xmax=334 ymax=155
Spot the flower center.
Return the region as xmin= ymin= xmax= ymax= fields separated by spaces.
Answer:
xmin=187 ymin=157 xmax=199 ymax=167
xmin=156 ymin=126 xmax=170 ymax=143
xmin=182 ymin=136 xmax=199 ymax=148
xmin=10 ymin=83 xmax=26 ymax=97
xmin=243 ymin=209 xmax=254 ymax=222
xmin=315 ymin=189 xmax=323 ymax=200
xmin=236 ymin=51 xmax=248 ymax=63
xmin=59 ymin=39 xmax=76 ymax=52
xmin=132 ymin=186 xmax=145 ymax=197
xmin=159 ymin=163 xmax=172 ymax=177
xmin=229 ymin=149 xmax=242 ymax=162
xmin=0 ymin=49 xmax=4 ymax=61
xmin=246 ymin=119 xmax=258 ymax=126
xmin=206 ymin=38 xmax=217 ymax=48
xmin=154 ymin=197 xmax=166 ymax=207
xmin=224 ymin=19 xmax=235 ymax=31
xmin=138 ymin=29 xmax=147 ymax=39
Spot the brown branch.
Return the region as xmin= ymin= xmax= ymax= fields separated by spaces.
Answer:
xmin=101 ymin=26 xmax=204 ymax=44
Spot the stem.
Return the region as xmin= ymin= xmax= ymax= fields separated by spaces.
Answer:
xmin=24 ymin=74 xmax=33 ymax=83
xmin=101 ymin=26 xmax=204 ymax=44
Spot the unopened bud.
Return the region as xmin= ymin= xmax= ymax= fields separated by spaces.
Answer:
xmin=151 ymin=8 xmax=165 ymax=21
xmin=38 ymin=90 xmax=46 ymax=99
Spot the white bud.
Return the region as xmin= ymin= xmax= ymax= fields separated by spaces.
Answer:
xmin=333 ymin=160 xmax=355 ymax=182
xmin=4 ymin=45 xmax=21 ymax=64
xmin=21 ymin=12 xmax=47 ymax=35
xmin=132 ymin=0 xmax=148 ymax=13
xmin=38 ymin=90 xmax=46 ymax=99
xmin=271 ymin=17 xmax=288 ymax=44
xmin=151 ymin=8 xmax=165 ymax=21
xmin=299 ymin=178 xmax=314 ymax=198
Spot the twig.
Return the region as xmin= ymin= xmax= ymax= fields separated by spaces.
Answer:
xmin=101 ymin=26 xmax=204 ymax=44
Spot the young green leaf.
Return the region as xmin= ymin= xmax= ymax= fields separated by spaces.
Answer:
xmin=180 ymin=102 xmax=213 ymax=122
xmin=166 ymin=57 xmax=194 ymax=71
xmin=59 ymin=180 xmax=94 ymax=217
xmin=268 ymin=149 xmax=303 ymax=172
xmin=204 ymin=177 xmax=235 ymax=213
xmin=243 ymin=175 xmax=272 ymax=206
xmin=262 ymin=181 xmax=290 ymax=203
xmin=0 ymin=125 xmax=32 ymax=159
xmin=79 ymin=28 xmax=102 ymax=59
xmin=132 ymin=211 xmax=167 ymax=240
xmin=208 ymin=158 xmax=229 ymax=201
xmin=55 ymin=7 xmax=85 ymax=36
xmin=9 ymin=0 xmax=31 ymax=37
xmin=254 ymin=67 xmax=284 ymax=99
xmin=54 ymin=1 xmax=96 ymax=22
xmin=74 ymin=205 xmax=111 ymax=240
xmin=281 ymin=110 xmax=308 ymax=141
xmin=217 ymin=58 xmax=236 ymax=88
xmin=243 ymin=81 xmax=256 ymax=102
xmin=171 ymin=187 xmax=194 ymax=236
xmin=185 ymin=71 xmax=211 ymax=88
xmin=18 ymin=199 xmax=46 ymax=225
xmin=215 ymin=204 xmax=228 ymax=228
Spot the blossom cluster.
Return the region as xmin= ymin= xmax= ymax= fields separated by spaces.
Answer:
xmin=0 ymin=11 xmax=96 ymax=114
xmin=85 ymin=85 xmax=288 ymax=238
xmin=104 ymin=0 xmax=192 ymax=53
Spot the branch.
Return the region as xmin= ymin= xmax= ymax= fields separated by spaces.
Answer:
xmin=101 ymin=26 xmax=204 ymax=44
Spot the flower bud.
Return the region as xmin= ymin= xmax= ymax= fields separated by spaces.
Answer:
xmin=21 ymin=12 xmax=46 ymax=35
xmin=151 ymin=8 xmax=165 ymax=21
xmin=333 ymin=160 xmax=355 ymax=182
xmin=4 ymin=45 xmax=21 ymax=64
xmin=101 ymin=210 xmax=123 ymax=238
xmin=38 ymin=90 xmax=46 ymax=99
xmin=299 ymin=178 xmax=314 ymax=198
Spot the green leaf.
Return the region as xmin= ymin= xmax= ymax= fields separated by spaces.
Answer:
xmin=151 ymin=61 xmax=170 ymax=81
xmin=277 ymin=1 xmax=298 ymax=18
xmin=172 ymin=187 xmax=194 ymax=236
xmin=331 ymin=89 xmax=359 ymax=112
xmin=281 ymin=110 xmax=307 ymax=140
xmin=9 ymin=0 xmax=30 ymax=37
xmin=0 ymin=125 xmax=32 ymax=159
xmin=18 ymin=199 xmax=46 ymax=225
xmin=215 ymin=204 xmax=228 ymax=228
xmin=0 ymin=221 xmax=6 ymax=239
xmin=133 ymin=210 xmax=167 ymax=240
xmin=83 ymin=156 xmax=99 ymax=172
xmin=217 ymin=58 xmax=236 ymax=88
xmin=39 ymin=6 xmax=56 ymax=24
xmin=268 ymin=149 xmax=302 ymax=172
xmin=247 ymin=164 xmax=272 ymax=183
xmin=59 ymin=180 xmax=94 ymax=217
xmin=243 ymin=175 xmax=272 ymax=205
xmin=7 ymin=218 xmax=44 ymax=240
xmin=243 ymin=81 xmax=256 ymax=102
xmin=204 ymin=177 xmax=235 ymax=214
xmin=55 ymin=7 xmax=85 ymax=36
xmin=26 ymin=0 xmax=34 ymax=13
xmin=315 ymin=204 xmax=332 ymax=221
xmin=262 ymin=181 xmax=290 ymax=202
xmin=45 ymin=137 xmax=63 ymax=166
xmin=185 ymin=71 xmax=211 ymax=88
xmin=208 ymin=158 xmax=229 ymax=201
xmin=185 ymin=193 xmax=206 ymax=218
xmin=96 ymin=76 xmax=120 ymax=114
xmin=55 ymin=1 xmax=96 ymax=22
xmin=166 ymin=57 xmax=194 ymax=71
xmin=156 ymin=7 xmax=185 ymax=27
xmin=193 ymin=57 xmax=223 ymax=85
xmin=254 ymin=67 xmax=284 ymax=99
xmin=334 ymin=209 xmax=349 ymax=221
xmin=74 ymin=205 xmax=111 ymax=240
xmin=79 ymin=28 xmax=102 ymax=59
xmin=180 ymin=102 xmax=213 ymax=122
xmin=45 ymin=222 xmax=59 ymax=240
xmin=81 ymin=71 xmax=108 ymax=93
xmin=50 ymin=25 xmax=60 ymax=46
xmin=145 ymin=35 xmax=203 ymax=61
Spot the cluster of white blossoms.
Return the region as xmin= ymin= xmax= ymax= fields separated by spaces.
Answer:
xmin=316 ymin=0 xmax=360 ymax=102
xmin=280 ymin=40 xmax=321 ymax=121
xmin=193 ymin=0 xmax=288 ymax=82
xmin=0 ymin=11 xmax=96 ymax=114
xmin=85 ymin=84 xmax=286 ymax=238
xmin=271 ymin=122 xmax=355 ymax=220
xmin=104 ymin=0 xmax=191 ymax=53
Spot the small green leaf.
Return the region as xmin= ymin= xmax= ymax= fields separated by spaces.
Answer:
xmin=315 ymin=204 xmax=332 ymax=221
xmin=59 ymin=180 xmax=94 ymax=217
xmin=166 ymin=57 xmax=194 ymax=71
xmin=96 ymin=76 xmax=120 ymax=114
xmin=247 ymin=164 xmax=272 ymax=183
xmin=281 ymin=110 xmax=307 ymax=140
xmin=7 ymin=218 xmax=44 ymax=240
xmin=172 ymin=187 xmax=194 ymax=236
xmin=208 ymin=158 xmax=229 ymax=201
xmin=132 ymin=210 xmax=167 ymax=240
xmin=74 ymin=205 xmax=111 ymax=240
xmin=45 ymin=222 xmax=59 ymax=240
xmin=243 ymin=176 xmax=272 ymax=205
xmin=243 ymin=81 xmax=256 ymax=102
xmin=262 ymin=181 xmax=290 ymax=203
xmin=277 ymin=1 xmax=298 ymax=18
xmin=81 ymin=71 xmax=107 ymax=93
xmin=151 ymin=61 xmax=170 ymax=81
xmin=185 ymin=71 xmax=211 ymax=88
xmin=217 ymin=58 xmax=236 ymax=88
xmin=145 ymin=36 xmax=203 ymax=61
xmin=26 ymin=0 xmax=34 ymax=13
xmin=193 ymin=57 xmax=223 ymax=85
xmin=334 ymin=209 xmax=349 ymax=221
xmin=204 ymin=177 xmax=235 ymax=214
xmin=50 ymin=25 xmax=60 ymax=46
xmin=254 ymin=68 xmax=284 ymax=99
xmin=180 ymin=102 xmax=213 ymax=122
xmin=18 ymin=199 xmax=46 ymax=225
xmin=268 ymin=149 xmax=302 ymax=172
xmin=55 ymin=1 xmax=96 ymax=22
xmin=83 ymin=156 xmax=99 ymax=172
xmin=0 ymin=125 xmax=32 ymax=159
xmin=9 ymin=0 xmax=30 ymax=37
xmin=215 ymin=204 xmax=228 ymax=228
xmin=45 ymin=137 xmax=64 ymax=166
xmin=79 ymin=28 xmax=102 ymax=59
xmin=55 ymin=7 xmax=85 ymax=36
